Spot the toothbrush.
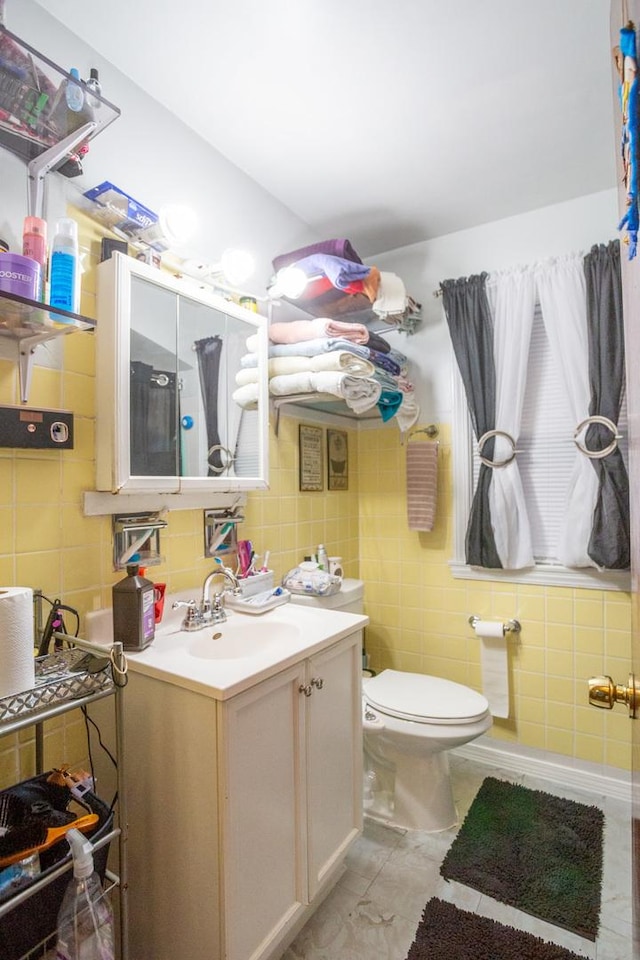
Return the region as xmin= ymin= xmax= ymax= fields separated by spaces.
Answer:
xmin=208 ymin=521 xmax=234 ymax=556
xmin=261 ymin=550 xmax=270 ymax=573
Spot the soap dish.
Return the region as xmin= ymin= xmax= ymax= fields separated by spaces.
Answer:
xmin=225 ymin=588 xmax=291 ymax=615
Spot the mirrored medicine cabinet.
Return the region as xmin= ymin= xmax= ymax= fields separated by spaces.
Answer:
xmin=92 ymin=252 xmax=269 ymax=499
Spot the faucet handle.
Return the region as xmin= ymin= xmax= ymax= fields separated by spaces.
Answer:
xmin=172 ymin=599 xmax=197 ymax=611
xmin=172 ymin=599 xmax=199 ymax=627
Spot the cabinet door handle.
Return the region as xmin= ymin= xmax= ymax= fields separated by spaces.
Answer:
xmin=310 ymin=677 xmax=324 ymax=690
xmin=298 ymin=683 xmax=313 ymax=697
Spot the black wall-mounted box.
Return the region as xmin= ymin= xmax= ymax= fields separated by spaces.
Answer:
xmin=0 ymin=406 xmax=73 ymax=449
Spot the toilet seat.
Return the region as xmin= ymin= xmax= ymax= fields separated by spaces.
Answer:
xmin=363 ymin=669 xmax=489 ymax=725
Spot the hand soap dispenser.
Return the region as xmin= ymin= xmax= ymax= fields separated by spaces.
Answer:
xmin=112 ymin=562 xmax=155 ymax=650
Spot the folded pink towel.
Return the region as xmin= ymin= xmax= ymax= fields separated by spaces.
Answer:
xmin=268 ymin=317 xmax=370 ymax=345
xmin=406 ymin=442 xmax=438 ymax=531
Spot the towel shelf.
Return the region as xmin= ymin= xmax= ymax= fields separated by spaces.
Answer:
xmin=271 ymin=393 xmax=382 ymax=436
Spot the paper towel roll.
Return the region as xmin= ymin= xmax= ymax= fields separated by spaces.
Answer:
xmin=0 ymin=587 xmax=35 ymax=700
xmin=472 ymin=620 xmax=509 ymax=719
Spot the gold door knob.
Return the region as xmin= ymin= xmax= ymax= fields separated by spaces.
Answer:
xmin=588 ymin=674 xmax=638 ymax=718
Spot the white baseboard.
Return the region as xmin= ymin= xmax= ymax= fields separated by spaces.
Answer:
xmin=454 ymin=736 xmax=632 ymax=803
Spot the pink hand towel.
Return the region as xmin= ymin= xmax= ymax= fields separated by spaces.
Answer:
xmin=406 ymin=442 xmax=438 ymax=531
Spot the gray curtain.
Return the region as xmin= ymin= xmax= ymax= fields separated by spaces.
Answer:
xmin=130 ymin=361 xmax=178 ymax=476
xmin=441 ymin=274 xmax=501 ymax=567
xmin=194 ymin=335 xmax=225 ymax=476
xmin=583 ymin=241 xmax=630 ymax=569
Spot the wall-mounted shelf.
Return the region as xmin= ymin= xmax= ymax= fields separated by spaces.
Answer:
xmin=271 ymin=393 xmax=381 ymax=435
xmin=0 ymin=25 xmax=120 ymax=215
xmin=0 ymin=289 xmax=95 ymax=402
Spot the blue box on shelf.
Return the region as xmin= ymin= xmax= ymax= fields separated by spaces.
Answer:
xmin=83 ymin=181 xmax=167 ymax=249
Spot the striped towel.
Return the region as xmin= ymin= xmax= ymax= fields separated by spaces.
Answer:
xmin=406 ymin=442 xmax=438 ymax=531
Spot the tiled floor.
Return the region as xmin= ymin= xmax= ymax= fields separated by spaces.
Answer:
xmin=282 ymin=753 xmax=634 ymax=960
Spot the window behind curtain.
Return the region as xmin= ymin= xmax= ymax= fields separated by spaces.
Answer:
xmin=453 ymin=303 xmax=629 ymax=589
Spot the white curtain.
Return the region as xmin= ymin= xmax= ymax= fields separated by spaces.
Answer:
xmin=535 ymin=254 xmax=598 ymax=567
xmin=485 ymin=268 xmax=536 ymax=568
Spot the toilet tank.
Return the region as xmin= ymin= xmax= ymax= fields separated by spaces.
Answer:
xmin=288 ymin=578 xmax=364 ymax=614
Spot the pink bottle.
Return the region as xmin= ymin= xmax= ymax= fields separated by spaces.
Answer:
xmin=22 ymin=216 xmax=47 ymax=301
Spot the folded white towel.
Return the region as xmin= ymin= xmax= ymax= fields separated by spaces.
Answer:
xmin=269 ymin=372 xmax=315 ymax=396
xmin=235 ymin=367 xmax=259 ymax=387
xmin=373 ymin=272 xmax=407 ymax=319
xmin=269 ymin=352 xmax=375 ymax=378
xmin=312 ymin=372 xmax=381 ymax=413
xmin=395 ymin=392 xmax=421 ymax=433
xmin=232 ymin=383 xmax=259 ymax=408
xmin=268 ymin=371 xmax=382 ymax=413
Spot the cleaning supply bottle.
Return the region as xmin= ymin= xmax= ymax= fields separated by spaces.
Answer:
xmin=55 ymin=828 xmax=115 ymax=960
xmin=112 ymin=561 xmax=155 ymax=650
xmin=317 ymin=544 xmax=329 ymax=571
xmin=49 ymin=217 xmax=79 ymax=317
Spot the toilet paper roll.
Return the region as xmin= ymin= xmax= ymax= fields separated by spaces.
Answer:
xmin=0 ymin=587 xmax=35 ymax=700
xmin=472 ymin=620 xmax=509 ymax=719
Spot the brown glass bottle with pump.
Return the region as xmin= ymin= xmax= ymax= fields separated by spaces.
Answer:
xmin=112 ymin=562 xmax=155 ymax=650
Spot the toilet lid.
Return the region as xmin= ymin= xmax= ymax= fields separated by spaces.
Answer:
xmin=363 ymin=669 xmax=489 ymax=724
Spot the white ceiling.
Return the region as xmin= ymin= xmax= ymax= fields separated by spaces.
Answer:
xmin=33 ymin=0 xmax=617 ymax=257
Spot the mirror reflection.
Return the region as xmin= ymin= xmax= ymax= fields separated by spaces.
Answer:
xmin=129 ymin=275 xmax=260 ymax=479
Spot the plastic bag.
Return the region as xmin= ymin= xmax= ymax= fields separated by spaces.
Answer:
xmin=282 ymin=564 xmax=342 ymax=597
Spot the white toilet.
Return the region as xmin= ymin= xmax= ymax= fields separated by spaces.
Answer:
xmin=363 ymin=669 xmax=492 ymax=832
xmin=289 ymin=577 xmax=492 ymax=833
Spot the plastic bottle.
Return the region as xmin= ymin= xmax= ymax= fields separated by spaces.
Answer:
xmin=22 ymin=216 xmax=47 ymax=301
xmin=65 ymin=68 xmax=84 ymax=112
xmin=49 ymin=217 xmax=79 ymax=318
xmin=317 ymin=544 xmax=329 ymax=571
xmin=85 ymin=68 xmax=102 ymax=109
xmin=112 ymin=562 xmax=156 ymax=650
xmin=55 ymin=828 xmax=115 ymax=960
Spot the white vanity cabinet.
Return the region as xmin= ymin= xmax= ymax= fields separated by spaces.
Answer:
xmin=122 ymin=629 xmax=362 ymax=960
xmin=94 ymin=252 xmax=269 ymax=496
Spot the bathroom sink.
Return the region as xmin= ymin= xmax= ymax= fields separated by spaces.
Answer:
xmin=186 ymin=618 xmax=300 ymax=660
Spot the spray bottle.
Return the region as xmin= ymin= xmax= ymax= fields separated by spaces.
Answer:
xmin=55 ymin=828 xmax=114 ymax=960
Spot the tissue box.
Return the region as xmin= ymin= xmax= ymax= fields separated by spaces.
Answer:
xmin=236 ymin=570 xmax=274 ymax=598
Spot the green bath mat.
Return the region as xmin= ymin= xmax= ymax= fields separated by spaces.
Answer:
xmin=440 ymin=777 xmax=604 ymax=940
xmin=406 ymin=898 xmax=586 ymax=960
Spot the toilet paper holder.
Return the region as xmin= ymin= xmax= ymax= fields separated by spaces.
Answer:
xmin=468 ymin=615 xmax=521 ymax=636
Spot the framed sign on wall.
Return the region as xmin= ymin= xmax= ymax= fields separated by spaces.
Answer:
xmin=299 ymin=424 xmax=324 ymax=491
xmin=327 ymin=428 xmax=348 ymax=490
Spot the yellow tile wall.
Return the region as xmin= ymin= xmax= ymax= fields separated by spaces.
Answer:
xmin=0 ymin=211 xmax=632 ymax=791
xmin=0 ymin=212 xmax=362 ymax=789
xmin=356 ymin=423 xmax=632 ymax=771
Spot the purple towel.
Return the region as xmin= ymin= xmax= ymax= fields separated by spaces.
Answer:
xmin=292 ymin=254 xmax=371 ymax=290
xmin=272 ymin=238 xmax=362 ymax=273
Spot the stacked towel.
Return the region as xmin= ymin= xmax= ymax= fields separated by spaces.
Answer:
xmin=238 ymin=322 xmax=420 ymax=431
xmin=269 ymin=372 xmax=382 ymax=414
xmin=406 ymin=441 xmax=438 ymax=531
xmin=236 ymin=352 xmax=375 ymax=383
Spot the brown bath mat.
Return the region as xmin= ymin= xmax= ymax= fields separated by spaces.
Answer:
xmin=406 ymin=898 xmax=585 ymax=960
xmin=440 ymin=777 xmax=604 ymax=940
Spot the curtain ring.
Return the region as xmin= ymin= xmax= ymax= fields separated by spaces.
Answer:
xmin=207 ymin=444 xmax=235 ymax=474
xmin=477 ymin=429 xmax=517 ymax=468
xmin=573 ymin=416 xmax=622 ymax=460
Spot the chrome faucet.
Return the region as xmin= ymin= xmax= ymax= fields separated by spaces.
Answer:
xmin=172 ymin=564 xmax=241 ymax=630
xmin=201 ymin=565 xmax=241 ymax=621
